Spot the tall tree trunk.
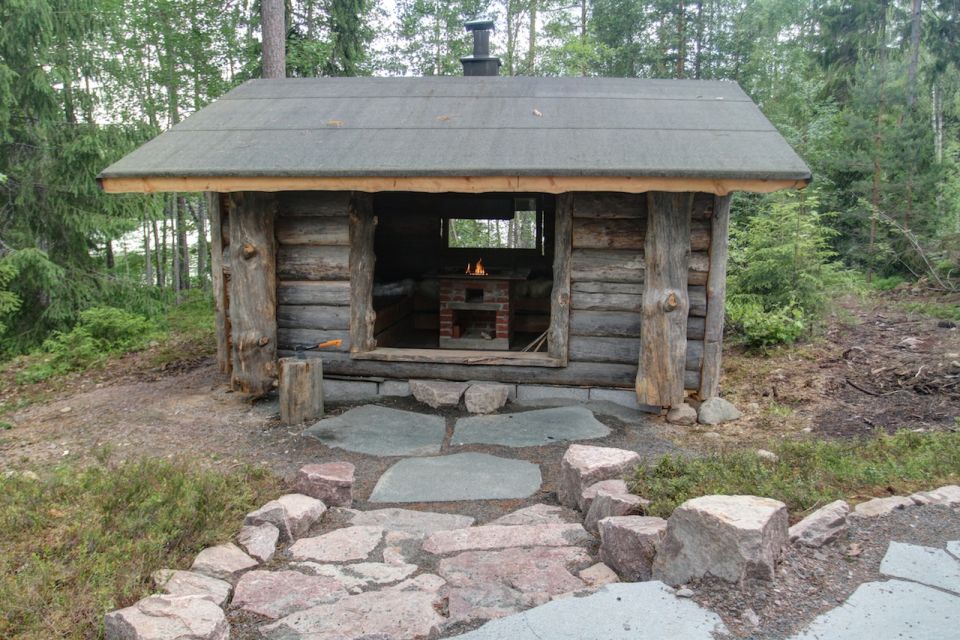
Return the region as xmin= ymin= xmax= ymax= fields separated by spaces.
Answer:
xmin=906 ymin=0 xmax=922 ymax=110
xmin=144 ymin=215 xmax=154 ymax=286
xmin=262 ymin=0 xmax=286 ymax=78
xmin=187 ymin=198 xmax=209 ymax=289
xmin=676 ymin=0 xmax=686 ymax=78
xmin=506 ymin=0 xmax=515 ymax=76
xmin=177 ymin=194 xmax=190 ymax=290
xmin=106 ymin=241 xmax=115 ymax=269
xmin=580 ymin=0 xmax=588 ymax=76
xmin=155 ymin=217 xmax=166 ymax=288
xmin=694 ymin=0 xmax=704 ymax=78
xmin=933 ymin=82 xmax=943 ymax=164
xmin=170 ymin=196 xmax=181 ymax=293
xmin=527 ymin=0 xmax=537 ymax=74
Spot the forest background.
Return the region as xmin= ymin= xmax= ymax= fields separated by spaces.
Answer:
xmin=2 ymin=0 xmax=959 ymax=365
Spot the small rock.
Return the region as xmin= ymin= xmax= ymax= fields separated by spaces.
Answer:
xmin=652 ymin=495 xmax=788 ymax=586
xmin=579 ymin=479 xmax=630 ymax=513
xmin=294 ymin=462 xmax=355 ymax=507
xmin=21 ymin=470 xmax=39 ymax=481
xmin=423 ymin=523 xmax=592 ymax=555
xmin=288 ymin=525 xmax=384 ymax=563
xmin=697 ymin=398 xmax=742 ymax=425
xmin=232 ymin=570 xmax=347 ymax=619
xmin=578 ymin=563 xmax=620 ymax=588
xmin=152 ymin=570 xmax=233 ymax=607
xmin=191 ymin=543 xmax=258 ymax=582
xmin=464 ymin=383 xmax=511 ymax=414
xmin=339 ymin=507 xmax=475 ymax=535
xmin=675 ymin=587 xmax=694 ymax=598
xmin=598 ymin=515 xmax=667 ymax=582
xmin=756 ymin=449 xmax=779 ymax=463
xmin=490 ymin=503 xmax=577 ymax=526
xmin=244 ymin=493 xmax=326 ymax=542
xmin=789 ymin=500 xmax=849 ymax=548
xmin=938 ymin=320 xmax=957 ymax=329
xmin=409 ymin=379 xmax=469 ymax=408
xmin=745 ymin=402 xmax=760 ymax=412
xmin=703 ymin=431 xmax=722 ymax=439
xmin=558 ymin=444 xmax=641 ymax=509
xmin=584 ymin=490 xmax=648 ymax=534
xmin=237 ymin=523 xmax=280 ymax=563
xmin=851 ymin=495 xmax=914 ymax=518
xmin=104 ymin=594 xmax=228 ymax=640
xmin=909 ymin=485 xmax=960 ymax=507
xmin=665 ymin=403 xmax=698 ymax=426
xmin=743 ymin=607 xmax=760 ymax=627
xmin=294 ymin=561 xmax=419 ymax=591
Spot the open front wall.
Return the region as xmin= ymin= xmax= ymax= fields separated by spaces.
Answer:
xmin=212 ymin=190 xmax=724 ymax=395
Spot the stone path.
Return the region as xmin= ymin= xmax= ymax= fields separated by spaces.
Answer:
xmin=303 ymin=405 xmax=446 ymax=456
xmin=450 ymin=406 xmax=610 ymax=447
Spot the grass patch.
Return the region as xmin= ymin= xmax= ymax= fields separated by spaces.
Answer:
xmin=633 ymin=430 xmax=960 ymax=518
xmin=0 ymin=456 xmax=280 ymax=639
xmin=150 ymin=291 xmax=216 ymax=367
xmin=902 ymin=300 xmax=960 ymax=322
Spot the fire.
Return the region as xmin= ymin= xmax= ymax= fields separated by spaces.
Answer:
xmin=465 ymin=258 xmax=487 ymax=276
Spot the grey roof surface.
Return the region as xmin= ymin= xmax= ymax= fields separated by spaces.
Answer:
xmin=99 ymin=77 xmax=811 ymax=182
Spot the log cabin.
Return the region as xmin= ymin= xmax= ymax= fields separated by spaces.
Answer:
xmin=98 ymin=21 xmax=811 ymax=411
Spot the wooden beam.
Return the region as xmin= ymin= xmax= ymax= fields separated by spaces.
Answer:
xmin=349 ymin=192 xmax=377 ymax=354
xmin=228 ymin=192 xmax=278 ymax=397
xmin=549 ymin=193 xmax=573 ymax=364
xmin=636 ymin=191 xmax=693 ymax=408
xmin=207 ymin=192 xmax=230 ymax=374
xmin=351 ymin=348 xmax=563 ymax=368
xmin=279 ymin=357 xmax=324 ymax=425
xmin=699 ymin=194 xmax=731 ymax=400
xmin=99 ymin=175 xmax=809 ymax=196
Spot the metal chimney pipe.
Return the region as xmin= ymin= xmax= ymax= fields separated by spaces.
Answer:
xmin=461 ymin=19 xmax=500 ymax=76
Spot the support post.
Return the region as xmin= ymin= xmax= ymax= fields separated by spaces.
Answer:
xmin=228 ymin=192 xmax=278 ymax=397
xmin=548 ymin=193 xmax=572 ymax=364
xmin=349 ymin=192 xmax=377 ymax=353
xmin=207 ymin=192 xmax=230 ymax=373
xmin=279 ymin=357 xmax=324 ymax=424
xmin=699 ymin=194 xmax=731 ymax=399
xmin=636 ymin=191 xmax=693 ymax=408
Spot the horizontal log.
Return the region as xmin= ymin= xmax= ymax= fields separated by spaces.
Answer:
xmin=277 ymin=328 xmax=351 ymax=352
xmin=277 ymin=305 xmax=350 ymax=330
xmin=569 ymin=336 xmax=703 ymax=370
xmin=278 ymin=191 xmax=351 ymax=216
xmin=572 ymin=193 xmax=645 ymax=219
xmin=572 ymin=218 xmax=644 ymax=251
xmin=278 ymin=245 xmax=350 ymax=281
xmin=687 ymin=316 xmax=705 ymax=340
xmin=276 ymin=215 xmax=349 ymax=246
xmin=692 ymin=192 xmax=714 ymax=220
xmin=690 ymin=251 xmax=709 ymax=273
xmin=570 ymin=282 xmax=706 ymax=315
xmin=690 ymin=221 xmax=711 ymax=252
xmin=570 ymin=310 xmax=641 ymax=337
xmin=689 ymin=286 xmax=707 ymax=317
xmin=571 ymin=249 xmax=643 ymax=283
xmin=688 ymin=271 xmax=708 ymax=286
xmin=278 ymin=281 xmax=351 ymax=306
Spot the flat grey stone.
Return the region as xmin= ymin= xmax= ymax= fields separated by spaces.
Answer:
xmin=369 ymin=453 xmax=542 ymax=503
xmin=948 ymin=541 xmax=960 ymax=561
xmin=452 ymin=406 xmax=609 ymax=448
xmin=303 ymin=405 xmax=445 ymax=456
xmin=452 ymin=581 xmax=728 ymax=640
xmin=788 ymin=579 xmax=960 ymax=640
xmin=341 ymin=507 xmax=475 ymax=535
xmin=880 ymin=541 xmax=960 ymax=595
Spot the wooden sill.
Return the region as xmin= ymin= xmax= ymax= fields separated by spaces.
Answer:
xmin=351 ymin=347 xmax=564 ymax=368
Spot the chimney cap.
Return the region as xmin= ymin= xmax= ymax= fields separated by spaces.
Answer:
xmin=465 ymin=18 xmax=495 ymax=32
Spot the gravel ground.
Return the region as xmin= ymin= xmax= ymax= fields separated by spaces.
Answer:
xmin=690 ymin=504 xmax=960 ymax=639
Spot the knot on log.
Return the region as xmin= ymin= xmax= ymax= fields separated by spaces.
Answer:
xmin=241 ymin=243 xmax=257 ymax=259
xmin=258 ymin=335 xmax=271 ymax=346
xmin=661 ymin=291 xmax=680 ymax=312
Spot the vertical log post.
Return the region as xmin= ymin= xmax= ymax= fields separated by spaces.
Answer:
xmin=228 ymin=192 xmax=278 ymax=397
xmin=549 ymin=193 xmax=573 ymax=364
xmin=349 ymin=192 xmax=377 ymax=353
xmin=699 ymin=194 xmax=731 ymax=399
xmin=279 ymin=357 xmax=324 ymax=424
xmin=207 ymin=192 xmax=230 ymax=374
xmin=636 ymin=191 xmax=693 ymax=408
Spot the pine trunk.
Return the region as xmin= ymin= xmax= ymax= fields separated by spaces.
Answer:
xmin=262 ymin=0 xmax=286 ymax=78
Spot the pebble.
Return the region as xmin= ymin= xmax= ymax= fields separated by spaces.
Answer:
xmin=676 ymin=588 xmax=694 ymax=598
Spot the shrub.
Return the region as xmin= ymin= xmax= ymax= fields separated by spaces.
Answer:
xmin=871 ymin=274 xmax=907 ymax=291
xmin=726 ymin=295 xmax=806 ymax=349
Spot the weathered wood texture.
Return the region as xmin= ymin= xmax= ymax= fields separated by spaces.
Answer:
xmin=548 ymin=194 xmax=573 ymax=363
xmin=699 ymin=194 xmax=731 ymax=399
xmin=636 ymin=191 xmax=692 ymax=407
xmin=228 ymin=192 xmax=278 ymax=396
xmin=207 ymin=192 xmax=230 ymax=373
xmin=349 ymin=193 xmax=377 ymax=353
xmin=279 ymin=358 xmax=324 ymax=425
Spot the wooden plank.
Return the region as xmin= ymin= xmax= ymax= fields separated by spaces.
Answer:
xmin=352 ymin=348 xmax=563 ymax=368
xmin=100 ymin=175 xmax=809 ymax=196
xmin=277 ymin=328 xmax=351 ymax=352
xmin=279 ymin=358 xmax=324 ymax=425
xmin=373 ymin=298 xmax=413 ymax=333
xmin=687 ymin=316 xmax=706 ymax=340
xmin=278 ymin=191 xmax=352 ymax=216
xmin=227 ymin=191 xmax=278 ymax=397
xmin=278 ymin=281 xmax=351 ymax=305
xmin=572 ymin=218 xmax=645 ymax=250
xmin=699 ymin=194 xmax=731 ymax=400
xmin=573 ymin=193 xmax=645 ymax=219
xmin=276 ymin=215 xmax=349 ymax=246
xmin=571 ymin=249 xmax=644 ymax=283
xmin=570 ymin=310 xmax=641 ymax=337
xmin=277 ymin=305 xmax=350 ymax=330
xmin=207 ymin=191 xmax=230 ymax=374
xmin=278 ymin=245 xmax=350 ymax=280
xmin=636 ymin=191 xmax=693 ymax=408
xmin=570 ymin=283 xmax=704 ymax=314
xmin=548 ymin=193 xmax=573 ymax=364
xmin=570 ymin=336 xmax=703 ymax=370
xmin=349 ymin=193 xmax=377 ymax=353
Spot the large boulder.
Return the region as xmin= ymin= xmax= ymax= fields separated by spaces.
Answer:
xmin=584 ymin=490 xmax=648 ymax=534
xmin=151 ymin=570 xmax=232 ymax=608
xmin=789 ymin=500 xmax=849 ymax=548
xmin=851 ymin=495 xmax=914 ymax=518
xmin=237 ymin=523 xmax=280 ymax=563
xmin=409 ymin=379 xmax=469 ymax=408
xmin=557 ymin=445 xmax=641 ymax=509
xmin=598 ymin=516 xmax=667 ymax=582
xmin=652 ymin=495 xmax=788 ymax=586
xmin=909 ymin=485 xmax=960 ymax=507
xmin=464 ymin=383 xmax=510 ymax=414
xmin=191 ymin=543 xmax=258 ymax=583
xmin=104 ymin=594 xmax=228 ymax=640
xmin=666 ymin=403 xmax=698 ymax=426
xmin=232 ymin=570 xmax=347 ymax=619
xmin=697 ymin=398 xmax=742 ymax=425
xmin=244 ymin=493 xmax=326 ymax=542
xmin=294 ymin=462 xmax=355 ymax=508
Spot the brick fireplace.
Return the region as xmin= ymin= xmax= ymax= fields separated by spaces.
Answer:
xmin=438 ymin=275 xmax=514 ymax=350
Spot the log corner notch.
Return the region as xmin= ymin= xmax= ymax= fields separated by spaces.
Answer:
xmin=228 ymin=191 xmax=278 ymax=397
xmin=636 ymin=191 xmax=693 ymax=408
xmin=349 ymin=192 xmax=377 ymax=354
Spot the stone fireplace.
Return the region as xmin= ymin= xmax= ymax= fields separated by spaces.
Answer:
xmin=438 ymin=275 xmax=515 ymax=350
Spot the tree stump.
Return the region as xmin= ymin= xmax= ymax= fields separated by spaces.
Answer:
xmin=279 ymin=358 xmax=324 ymax=425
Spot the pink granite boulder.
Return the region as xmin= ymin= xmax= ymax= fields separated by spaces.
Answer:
xmin=558 ymin=445 xmax=641 ymax=509
xmin=598 ymin=515 xmax=667 ymax=581
xmin=294 ymin=462 xmax=355 ymax=508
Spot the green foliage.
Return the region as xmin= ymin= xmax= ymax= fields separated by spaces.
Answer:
xmin=0 ymin=457 xmax=280 ymax=640
xmin=902 ymin=300 xmax=960 ymax=321
xmin=726 ymin=296 xmax=806 ymax=348
xmin=871 ymin=274 xmax=908 ymax=291
xmin=632 ymin=430 xmax=960 ymax=518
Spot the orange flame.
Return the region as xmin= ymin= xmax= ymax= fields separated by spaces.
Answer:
xmin=465 ymin=258 xmax=487 ymax=276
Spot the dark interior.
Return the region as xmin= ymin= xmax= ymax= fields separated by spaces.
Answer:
xmin=372 ymin=192 xmax=556 ymax=351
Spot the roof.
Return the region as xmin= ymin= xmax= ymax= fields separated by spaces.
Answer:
xmin=98 ymin=77 xmax=811 ymax=193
